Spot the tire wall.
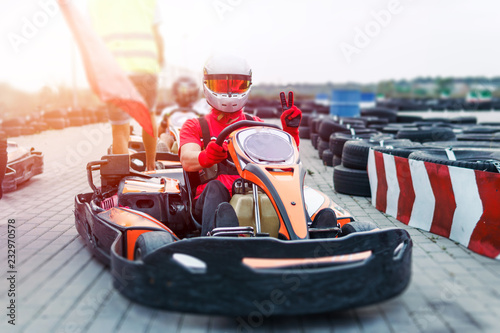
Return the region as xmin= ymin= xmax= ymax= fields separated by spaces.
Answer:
xmin=367 ymin=148 xmax=500 ymax=260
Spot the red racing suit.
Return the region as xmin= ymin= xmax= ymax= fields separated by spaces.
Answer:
xmin=179 ymin=108 xmax=262 ymax=197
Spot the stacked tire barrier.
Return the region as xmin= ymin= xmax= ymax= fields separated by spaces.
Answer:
xmin=305 ymin=106 xmax=500 ymax=206
xmin=367 ymin=147 xmax=500 ymax=259
xmin=0 ymin=107 xmax=108 ymax=138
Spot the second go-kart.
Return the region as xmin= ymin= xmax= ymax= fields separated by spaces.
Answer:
xmin=74 ymin=121 xmax=412 ymax=316
xmin=2 ymin=141 xmax=44 ymax=192
xmin=158 ymin=107 xmax=204 ymax=154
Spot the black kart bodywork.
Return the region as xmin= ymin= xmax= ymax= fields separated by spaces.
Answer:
xmin=111 ymin=233 xmax=411 ymax=315
xmin=2 ymin=142 xmax=43 ymax=192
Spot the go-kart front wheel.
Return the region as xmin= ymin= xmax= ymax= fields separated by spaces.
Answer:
xmin=340 ymin=221 xmax=378 ymax=237
xmin=134 ymin=231 xmax=175 ymax=260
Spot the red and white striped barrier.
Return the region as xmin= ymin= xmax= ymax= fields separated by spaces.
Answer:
xmin=367 ymin=149 xmax=500 ymax=260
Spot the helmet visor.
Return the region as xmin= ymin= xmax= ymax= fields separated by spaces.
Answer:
xmin=204 ymin=74 xmax=251 ymax=94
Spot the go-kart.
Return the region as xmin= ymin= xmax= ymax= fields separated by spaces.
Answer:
xmin=158 ymin=107 xmax=204 ymax=154
xmin=74 ymin=121 xmax=412 ymax=316
xmin=2 ymin=141 xmax=44 ymax=192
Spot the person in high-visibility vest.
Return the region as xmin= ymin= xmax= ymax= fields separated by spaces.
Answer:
xmin=89 ymin=0 xmax=164 ymax=171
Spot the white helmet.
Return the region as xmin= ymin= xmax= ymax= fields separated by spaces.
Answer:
xmin=203 ymin=54 xmax=252 ymax=113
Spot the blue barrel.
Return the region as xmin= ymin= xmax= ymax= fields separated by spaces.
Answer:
xmin=360 ymin=92 xmax=376 ymax=108
xmin=330 ymin=90 xmax=360 ymax=117
xmin=361 ymin=92 xmax=376 ymax=103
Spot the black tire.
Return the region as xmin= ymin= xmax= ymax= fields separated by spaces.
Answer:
xmin=396 ymin=127 xmax=456 ymax=143
xmin=365 ymin=117 xmax=389 ymax=126
xmin=134 ymin=231 xmax=176 ymax=260
xmin=46 ymin=118 xmax=66 ymax=130
xmin=329 ymin=133 xmax=357 ymax=157
xmin=462 ymin=126 xmax=500 ymax=134
xmin=301 ymin=113 xmax=311 ymax=125
xmin=368 ymin=124 xmax=387 ymax=132
xmin=419 ymin=117 xmax=451 ymax=123
xmin=44 ymin=109 xmax=67 ymax=119
xmin=2 ymin=117 xmax=26 ymax=127
xmin=311 ymin=133 xmax=320 ymax=149
xmin=299 ymin=126 xmax=311 ymax=139
xmin=317 ymin=106 xmax=330 ymax=115
xmin=2 ymin=126 xmax=22 ymax=137
xmin=307 ymin=114 xmax=317 ymax=127
xmin=451 ymin=116 xmax=477 ymax=125
xmin=33 ymin=122 xmax=48 ymax=132
xmin=69 ymin=117 xmax=86 ymax=127
xmin=360 ymin=107 xmax=397 ymax=123
xmin=254 ymin=107 xmax=278 ymax=118
xmin=412 ymin=121 xmax=450 ymax=128
xmin=478 ymin=122 xmax=500 ymax=126
xmin=396 ymin=115 xmax=423 ymax=123
xmin=329 ymin=132 xmax=389 ymax=157
xmin=310 ymin=117 xmax=322 ymax=134
xmin=333 ymin=155 xmax=342 ymax=167
xmin=95 ymin=108 xmax=108 ymax=122
xmin=322 ymin=149 xmax=334 ymax=166
xmin=318 ymin=118 xmax=348 ymax=141
xmin=333 ymin=165 xmax=371 ymax=197
xmin=318 ymin=139 xmax=329 ymax=159
xmin=340 ymin=118 xmax=366 ymax=128
xmin=342 ymin=139 xmax=413 ymax=170
xmin=372 ymin=144 xmax=428 ymax=158
xmin=423 ymin=141 xmax=499 ymax=149
xmin=340 ymin=221 xmax=378 ymax=236
xmin=408 ymin=149 xmax=500 ymax=173
xmin=22 ymin=126 xmax=36 ymax=135
xmin=382 ymin=125 xmax=417 ymax=135
xmin=457 ymin=133 xmax=500 ymax=142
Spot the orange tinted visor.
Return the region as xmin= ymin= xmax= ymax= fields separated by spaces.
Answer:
xmin=204 ymin=74 xmax=251 ymax=94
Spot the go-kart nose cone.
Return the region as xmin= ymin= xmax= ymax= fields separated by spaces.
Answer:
xmin=243 ymin=132 xmax=294 ymax=162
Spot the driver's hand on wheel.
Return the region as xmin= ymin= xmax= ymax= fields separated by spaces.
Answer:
xmin=198 ymin=141 xmax=228 ymax=168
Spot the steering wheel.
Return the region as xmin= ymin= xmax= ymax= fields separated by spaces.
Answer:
xmin=214 ymin=120 xmax=281 ymax=168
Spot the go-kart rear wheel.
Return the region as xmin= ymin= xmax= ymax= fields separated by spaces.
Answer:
xmin=340 ymin=221 xmax=378 ymax=237
xmin=134 ymin=231 xmax=175 ymax=260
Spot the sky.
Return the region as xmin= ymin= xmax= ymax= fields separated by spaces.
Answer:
xmin=1 ymin=0 xmax=500 ymax=93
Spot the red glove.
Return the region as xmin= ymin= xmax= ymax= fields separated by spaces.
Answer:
xmin=198 ymin=141 xmax=228 ymax=168
xmin=280 ymin=91 xmax=302 ymax=146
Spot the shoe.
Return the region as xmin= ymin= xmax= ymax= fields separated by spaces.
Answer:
xmin=311 ymin=208 xmax=337 ymax=229
xmin=215 ymin=202 xmax=239 ymax=228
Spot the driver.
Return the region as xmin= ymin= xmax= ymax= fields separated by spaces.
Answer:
xmin=158 ymin=76 xmax=207 ymax=135
xmin=179 ymin=54 xmax=302 ymax=235
xmin=158 ymin=76 xmax=207 ymax=152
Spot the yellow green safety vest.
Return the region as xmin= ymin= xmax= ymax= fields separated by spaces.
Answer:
xmin=89 ymin=0 xmax=160 ymax=74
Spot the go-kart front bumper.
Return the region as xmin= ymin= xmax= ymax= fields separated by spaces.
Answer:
xmin=75 ymin=184 xmax=412 ymax=316
xmin=111 ymin=229 xmax=412 ymax=316
xmin=3 ymin=149 xmax=43 ymax=192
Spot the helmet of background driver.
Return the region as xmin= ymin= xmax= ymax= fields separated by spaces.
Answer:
xmin=172 ymin=76 xmax=199 ymax=108
xmin=203 ymin=53 xmax=252 ymax=113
